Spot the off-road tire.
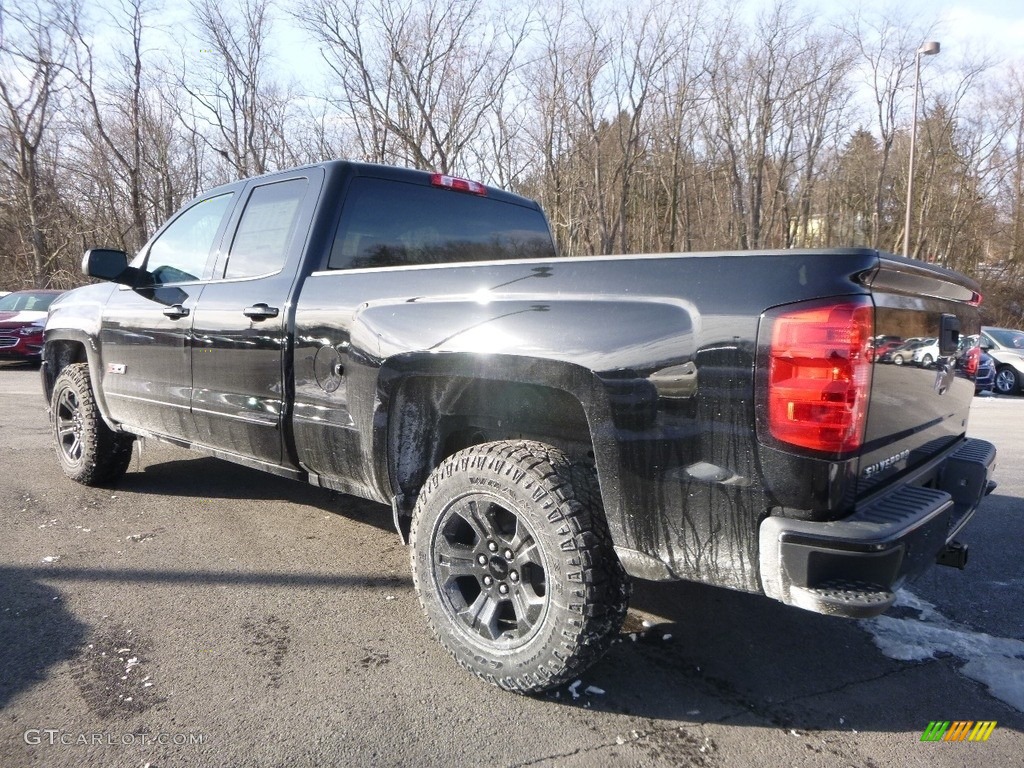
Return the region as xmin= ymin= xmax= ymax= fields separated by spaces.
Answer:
xmin=410 ymin=440 xmax=630 ymax=694
xmin=51 ymin=363 xmax=134 ymax=485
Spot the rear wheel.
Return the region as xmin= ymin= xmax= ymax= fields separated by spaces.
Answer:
xmin=994 ymin=366 xmax=1020 ymax=396
xmin=51 ymin=363 xmax=134 ymax=485
xmin=410 ymin=440 xmax=629 ymax=694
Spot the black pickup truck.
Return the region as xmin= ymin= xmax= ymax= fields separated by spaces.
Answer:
xmin=42 ymin=161 xmax=997 ymax=693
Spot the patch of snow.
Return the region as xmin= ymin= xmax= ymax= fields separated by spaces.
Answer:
xmin=860 ymin=588 xmax=1024 ymax=713
xmin=585 ymin=685 xmax=605 ymax=696
xmin=568 ymin=679 xmax=582 ymax=700
xmin=41 ymin=556 xmax=60 ymax=563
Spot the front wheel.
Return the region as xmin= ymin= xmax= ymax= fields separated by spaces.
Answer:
xmin=921 ymin=353 xmax=934 ymax=367
xmin=994 ymin=366 xmax=1020 ymax=396
xmin=893 ymin=354 xmax=904 ymax=365
xmin=410 ymin=441 xmax=629 ymax=694
xmin=51 ymin=363 xmax=134 ymax=485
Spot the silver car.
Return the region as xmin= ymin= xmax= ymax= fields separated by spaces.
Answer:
xmin=981 ymin=326 xmax=1024 ymax=395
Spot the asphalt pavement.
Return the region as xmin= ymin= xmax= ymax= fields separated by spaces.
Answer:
xmin=1 ymin=362 xmax=1021 ymax=767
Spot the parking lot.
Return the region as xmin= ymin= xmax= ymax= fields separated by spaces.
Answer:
xmin=1 ymin=362 xmax=1021 ymax=767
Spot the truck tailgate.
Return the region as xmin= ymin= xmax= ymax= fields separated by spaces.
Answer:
xmin=858 ymin=256 xmax=981 ymax=500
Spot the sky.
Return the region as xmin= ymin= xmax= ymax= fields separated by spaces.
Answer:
xmin=933 ymin=1 xmax=1024 ymax=62
xmin=140 ymin=0 xmax=1024 ymax=83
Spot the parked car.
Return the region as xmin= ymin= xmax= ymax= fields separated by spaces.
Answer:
xmin=957 ymin=335 xmax=996 ymax=395
xmin=883 ymin=337 xmax=934 ymax=365
xmin=976 ymin=352 xmax=996 ymax=394
xmin=980 ymin=326 xmax=1024 ymax=396
xmin=912 ymin=338 xmax=941 ymax=367
xmin=0 ymin=289 xmax=64 ymax=362
xmin=868 ymin=338 xmax=903 ymax=362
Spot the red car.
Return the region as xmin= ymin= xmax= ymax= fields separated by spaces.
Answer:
xmin=0 ymin=289 xmax=65 ymax=361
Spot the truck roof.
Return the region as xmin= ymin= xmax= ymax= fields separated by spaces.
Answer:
xmin=200 ymin=160 xmax=542 ymax=210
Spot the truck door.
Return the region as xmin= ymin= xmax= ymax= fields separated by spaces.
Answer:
xmin=99 ymin=192 xmax=236 ymax=438
xmin=189 ymin=170 xmax=320 ymax=467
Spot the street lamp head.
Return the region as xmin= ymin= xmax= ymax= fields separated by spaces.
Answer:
xmin=919 ymin=41 xmax=940 ymax=56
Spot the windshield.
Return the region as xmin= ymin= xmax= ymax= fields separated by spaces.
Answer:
xmin=986 ymin=328 xmax=1024 ymax=349
xmin=0 ymin=292 xmax=59 ymax=312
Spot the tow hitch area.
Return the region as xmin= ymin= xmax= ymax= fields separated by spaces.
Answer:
xmin=937 ymin=541 xmax=969 ymax=570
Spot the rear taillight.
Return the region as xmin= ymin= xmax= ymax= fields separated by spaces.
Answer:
xmin=430 ymin=173 xmax=487 ymax=196
xmin=763 ymin=298 xmax=874 ymax=454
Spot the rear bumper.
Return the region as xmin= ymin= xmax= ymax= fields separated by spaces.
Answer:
xmin=759 ymin=437 xmax=997 ymax=618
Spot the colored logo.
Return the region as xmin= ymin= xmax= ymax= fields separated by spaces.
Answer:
xmin=921 ymin=721 xmax=997 ymax=742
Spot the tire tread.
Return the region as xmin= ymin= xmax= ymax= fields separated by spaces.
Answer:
xmin=51 ymin=363 xmax=134 ymax=486
xmin=410 ymin=440 xmax=629 ymax=694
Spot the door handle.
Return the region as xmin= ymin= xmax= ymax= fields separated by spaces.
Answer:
xmin=243 ymin=303 xmax=279 ymax=321
xmin=162 ymin=304 xmax=189 ymax=319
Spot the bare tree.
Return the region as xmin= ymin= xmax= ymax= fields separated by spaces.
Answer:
xmin=707 ymin=0 xmax=817 ymax=249
xmin=62 ymin=0 xmax=163 ymax=251
xmin=787 ymin=29 xmax=856 ymax=247
xmin=294 ymin=0 xmax=529 ymax=175
xmin=0 ymin=0 xmax=76 ymax=288
xmin=844 ymin=8 xmax=935 ymax=251
xmin=176 ymin=0 xmax=291 ymax=180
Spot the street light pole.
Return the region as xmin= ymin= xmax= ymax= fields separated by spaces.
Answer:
xmin=903 ymin=41 xmax=940 ymax=259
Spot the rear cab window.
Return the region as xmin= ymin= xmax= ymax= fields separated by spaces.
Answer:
xmin=328 ymin=177 xmax=555 ymax=270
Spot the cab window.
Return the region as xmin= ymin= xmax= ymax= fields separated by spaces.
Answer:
xmin=224 ymin=178 xmax=309 ymax=279
xmin=328 ymin=178 xmax=555 ymax=270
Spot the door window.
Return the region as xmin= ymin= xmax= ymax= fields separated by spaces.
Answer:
xmin=224 ymin=178 xmax=309 ymax=279
xmin=145 ymin=193 xmax=234 ymax=284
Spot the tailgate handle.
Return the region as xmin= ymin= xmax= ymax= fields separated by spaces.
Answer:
xmin=939 ymin=314 xmax=960 ymax=356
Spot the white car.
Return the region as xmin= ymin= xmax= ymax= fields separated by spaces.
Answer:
xmin=981 ymin=326 xmax=1024 ymax=395
xmin=912 ymin=339 xmax=941 ymax=367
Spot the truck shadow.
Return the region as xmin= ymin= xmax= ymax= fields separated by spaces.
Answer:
xmin=0 ymin=565 xmax=408 ymax=713
xmin=0 ymin=567 xmax=88 ymax=710
xmin=115 ymin=455 xmax=396 ymax=535
xmin=556 ymin=577 xmax=1023 ymax=735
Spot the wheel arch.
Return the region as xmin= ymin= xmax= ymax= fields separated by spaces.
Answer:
xmin=375 ymin=352 xmax=626 ymax=542
xmin=42 ymin=332 xmax=118 ymax=430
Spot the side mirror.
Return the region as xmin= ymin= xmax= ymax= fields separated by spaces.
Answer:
xmin=82 ymin=248 xmax=130 ymax=282
xmin=979 ymin=340 xmax=993 ymax=351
